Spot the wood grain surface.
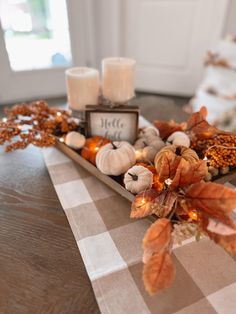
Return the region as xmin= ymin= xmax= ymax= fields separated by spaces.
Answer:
xmin=0 ymin=146 xmax=100 ymax=314
xmin=0 ymin=97 xmax=188 ymax=314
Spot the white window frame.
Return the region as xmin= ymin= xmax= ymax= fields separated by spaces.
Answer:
xmin=0 ymin=0 xmax=95 ymax=104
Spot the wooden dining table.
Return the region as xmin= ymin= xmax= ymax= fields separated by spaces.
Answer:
xmin=0 ymin=97 xmax=188 ymax=313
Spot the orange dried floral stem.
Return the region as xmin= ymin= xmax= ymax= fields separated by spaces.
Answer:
xmin=0 ymin=100 xmax=78 ymax=152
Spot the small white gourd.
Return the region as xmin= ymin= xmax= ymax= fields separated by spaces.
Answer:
xmin=96 ymin=141 xmax=136 ymax=176
xmin=167 ymin=131 xmax=190 ymax=148
xmin=142 ymin=146 xmax=158 ymax=162
xmin=65 ymin=131 xmax=86 ymax=149
xmin=146 ymin=138 xmax=165 ymax=151
xmin=134 ymin=132 xmax=165 ymax=163
xmin=134 ymin=138 xmax=147 ymax=149
xmin=124 ymin=165 xmax=153 ymax=194
xmin=139 ymin=126 xmax=160 ymax=138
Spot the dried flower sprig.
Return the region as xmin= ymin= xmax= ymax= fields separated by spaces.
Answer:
xmin=186 ymin=107 xmax=236 ymax=168
xmin=0 ymin=100 xmax=79 ymax=151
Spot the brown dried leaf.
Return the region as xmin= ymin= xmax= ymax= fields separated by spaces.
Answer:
xmin=130 ymin=189 xmax=160 ymax=218
xmin=200 ymin=214 xmax=236 ymax=254
xmin=157 ymin=152 xmax=181 ymax=183
xmin=186 ymin=106 xmax=228 ymax=141
xmin=151 ymin=190 xmax=177 ymax=217
xmin=185 ymin=182 xmax=236 ymax=217
xmin=143 ymin=218 xmax=172 ymax=253
xmin=207 ymin=218 xmax=236 ymax=236
xmin=186 ymin=106 xmax=207 ymax=130
xmin=214 ymin=234 xmax=236 ymax=255
xmin=170 ymin=159 xmax=207 ymax=190
xmin=143 ymin=251 xmax=176 ymax=295
xmin=153 ymin=120 xmax=185 ymax=140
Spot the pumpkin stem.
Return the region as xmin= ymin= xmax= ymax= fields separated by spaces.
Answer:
xmin=111 ymin=142 xmax=117 ymax=149
xmin=128 ymin=172 xmax=138 ymax=181
xmin=175 ymin=146 xmax=182 ymax=156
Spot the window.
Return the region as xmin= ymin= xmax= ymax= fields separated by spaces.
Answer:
xmin=0 ymin=0 xmax=72 ymax=71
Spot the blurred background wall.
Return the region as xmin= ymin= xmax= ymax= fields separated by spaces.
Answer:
xmin=0 ymin=0 xmax=235 ymax=104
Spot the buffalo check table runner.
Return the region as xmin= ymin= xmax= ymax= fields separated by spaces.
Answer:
xmin=43 ymin=148 xmax=236 ymax=314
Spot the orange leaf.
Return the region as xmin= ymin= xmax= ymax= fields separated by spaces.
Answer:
xmin=170 ymin=159 xmax=207 ymax=190
xmin=200 ymin=214 xmax=236 ymax=254
xmin=130 ymin=189 xmax=160 ymax=218
xmin=186 ymin=106 xmax=229 ymax=141
xmin=153 ymin=120 xmax=184 ymax=140
xmin=186 ymin=106 xmax=207 ymax=130
xmin=143 ymin=251 xmax=176 ymax=295
xmin=151 ymin=190 xmax=177 ymax=217
xmin=157 ymin=152 xmax=181 ymax=183
xmin=214 ymin=234 xmax=236 ymax=255
xmin=143 ymin=218 xmax=172 ymax=253
xmin=185 ymin=182 xmax=236 ymax=218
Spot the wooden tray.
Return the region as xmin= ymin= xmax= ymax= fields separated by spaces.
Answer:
xmin=56 ymin=141 xmax=135 ymax=202
xmin=57 ymin=141 xmax=236 ymax=204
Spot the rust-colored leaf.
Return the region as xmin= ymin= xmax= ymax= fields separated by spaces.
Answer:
xmin=170 ymin=159 xmax=207 ymax=190
xmin=186 ymin=106 xmax=229 ymax=142
xmin=150 ymin=190 xmax=177 ymax=217
xmin=157 ymin=152 xmax=181 ymax=183
xmin=185 ymin=182 xmax=236 ymax=218
xmin=214 ymin=234 xmax=236 ymax=255
xmin=143 ymin=251 xmax=176 ymax=295
xmin=200 ymin=214 xmax=236 ymax=254
xmin=153 ymin=120 xmax=185 ymax=139
xmin=130 ymin=189 xmax=160 ymax=218
xmin=205 ymin=227 xmax=236 ymax=255
xmin=186 ymin=106 xmax=207 ymax=130
xmin=207 ymin=218 xmax=236 ymax=236
xmin=143 ymin=218 xmax=172 ymax=253
xmin=143 ymin=248 xmax=154 ymax=264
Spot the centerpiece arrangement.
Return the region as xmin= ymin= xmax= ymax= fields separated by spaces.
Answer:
xmin=1 ymin=57 xmax=236 ymax=296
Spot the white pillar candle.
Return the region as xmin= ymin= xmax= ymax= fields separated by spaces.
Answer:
xmin=66 ymin=67 xmax=100 ymax=111
xmin=102 ymin=57 xmax=136 ymax=104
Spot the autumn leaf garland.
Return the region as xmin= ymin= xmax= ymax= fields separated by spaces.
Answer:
xmin=130 ymin=144 xmax=236 ymax=295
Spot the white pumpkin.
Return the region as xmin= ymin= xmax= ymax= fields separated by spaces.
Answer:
xmin=146 ymin=137 xmax=165 ymax=151
xmin=139 ymin=126 xmax=160 ymax=138
xmin=167 ymin=131 xmax=190 ymax=148
xmin=124 ymin=165 xmax=153 ymax=194
xmin=134 ymin=135 xmax=165 ymax=162
xmin=65 ymin=131 xmax=86 ymax=149
xmin=134 ymin=138 xmax=147 ymax=149
xmin=96 ymin=141 xmax=136 ymax=176
xmin=142 ymin=146 xmax=158 ymax=162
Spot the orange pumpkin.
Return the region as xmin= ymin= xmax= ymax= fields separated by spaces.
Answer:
xmin=154 ymin=145 xmax=200 ymax=184
xmin=154 ymin=145 xmax=199 ymax=173
xmin=80 ymin=136 xmax=110 ymax=165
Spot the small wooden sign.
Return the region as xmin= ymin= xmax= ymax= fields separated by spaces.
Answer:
xmin=85 ymin=105 xmax=139 ymax=144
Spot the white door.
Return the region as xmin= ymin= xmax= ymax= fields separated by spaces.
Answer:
xmin=120 ymin=0 xmax=229 ymax=96
xmin=0 ymin=0 xmax=91 ymax=104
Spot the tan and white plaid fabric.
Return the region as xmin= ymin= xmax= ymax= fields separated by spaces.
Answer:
xmin=43 ymin=147 xmax=236 ymax=314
